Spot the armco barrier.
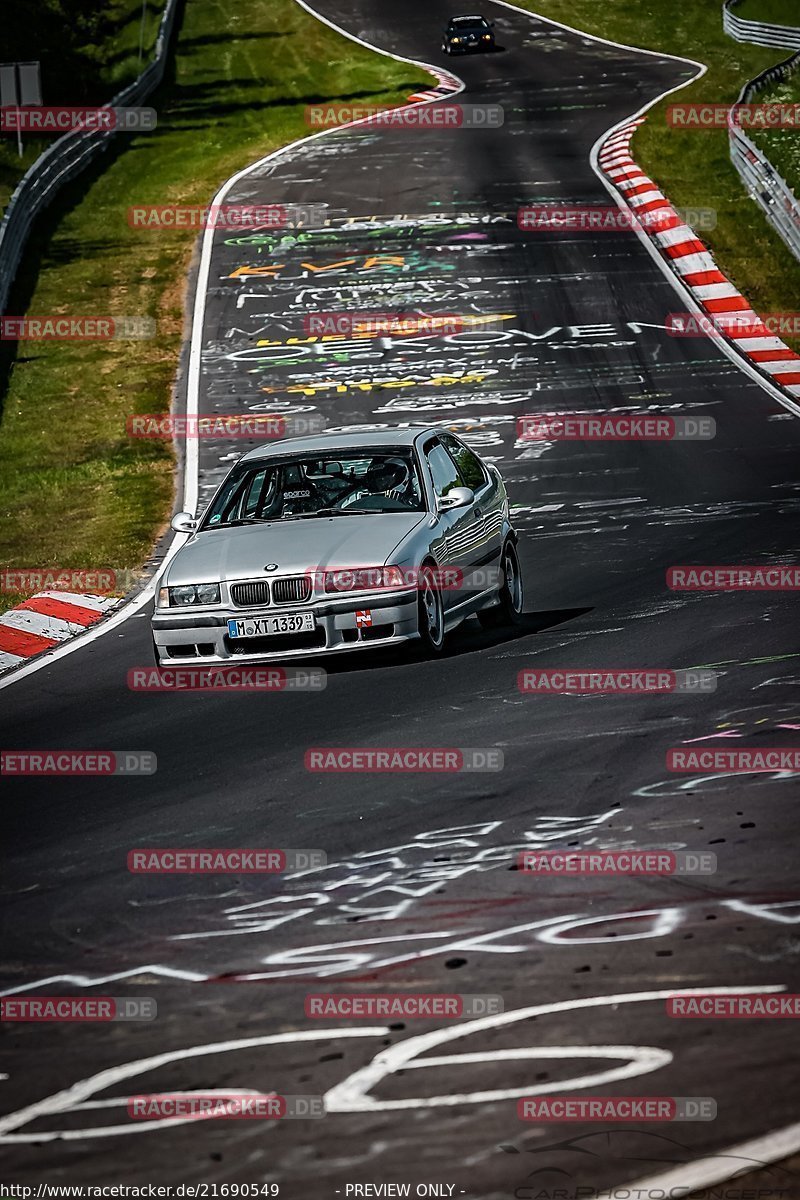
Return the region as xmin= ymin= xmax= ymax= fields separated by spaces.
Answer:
xmin=727 ymin=47 xmax=800 ymax=263
xmin=723 ymin=0 xmax=800 ymax=50
xmin=0 ymin=0 xmax=179 ymax=314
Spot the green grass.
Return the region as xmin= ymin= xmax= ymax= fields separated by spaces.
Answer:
xmin=735 ymin=0 xmax=799 ymax=25
xmin=1 ymin=0 xmax=166 ymax=212
xmin=103 ymin=0 xmax=169 ymax=91
xmin=513 ymin=0 xmax=800 ymax=349
xmin=0 ymin=0 xmax=430 ymax=611
xmin=749 ymin=72 xmax=800 ymax=195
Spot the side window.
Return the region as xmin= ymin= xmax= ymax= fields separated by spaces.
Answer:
xmin=242 ymin=468 xmax=268 ymax=518
xmin=425 ymin=440 xmax=464 ymax=498
xmin=440 ymin=435 xmax=486 ymax=491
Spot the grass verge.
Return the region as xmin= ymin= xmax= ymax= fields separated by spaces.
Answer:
xmin=0 ymin=0 xmax=430 ymax=612
xmin=736 ymin=0 xmax=798 ymax=24
xmin=511 ymin=0 xmax=800 ymax=350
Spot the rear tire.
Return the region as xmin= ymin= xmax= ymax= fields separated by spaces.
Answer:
xmin=478 ymin=540 xmax=524 ymax=629
xmin=416 ymin=564 xmax=446 ymax=655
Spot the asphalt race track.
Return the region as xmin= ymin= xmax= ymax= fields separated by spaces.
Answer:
xmin=2 ymin=1 xmax=800 ymax=1194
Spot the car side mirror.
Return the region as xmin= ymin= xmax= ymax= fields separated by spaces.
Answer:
xmin=437 ymin=486 xmax=474 ymax=512
xmin=171 ymin=511 xmax=198 ymax=533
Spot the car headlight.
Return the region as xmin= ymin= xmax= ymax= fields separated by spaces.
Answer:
xmin=482 ymin=33 xmax=491 ymax=39
xmin=324 ymin=566 xmax=406 ymax=593
xmin=451 ymin=36 xmax=462 ymax=43
xmin=159 ymin=583 xmax=221 ymax=607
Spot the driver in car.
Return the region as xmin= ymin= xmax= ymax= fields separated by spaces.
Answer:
xmin=338 ymin=457 xmax=417 ymax=510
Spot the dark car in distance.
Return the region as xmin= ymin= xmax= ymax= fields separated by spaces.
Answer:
xmin=442 ymin=14 xmax=496 ymax=54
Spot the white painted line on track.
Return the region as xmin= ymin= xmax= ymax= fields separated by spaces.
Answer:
xmin=322 ymin=985 xmax=782 ymax=1113
xmin=0 ymin=987 xmax=783 ymax=1140
xmin=0 ymin=1028 xmax=392 ymax=1142
xmin=626 ymin=1119 xmax=800 ymax=1193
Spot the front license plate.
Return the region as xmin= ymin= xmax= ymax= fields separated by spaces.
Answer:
xmin=227 ymin=613 xmax=314 ymax=638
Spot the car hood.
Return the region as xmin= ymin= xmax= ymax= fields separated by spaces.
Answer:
xmin=166 ymin=513 xmax=428 ymax=584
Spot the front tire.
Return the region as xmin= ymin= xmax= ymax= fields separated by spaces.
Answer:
xmin=417 ymin=564 xmax=446 ymax=655
xmin=478 ymin=540 xmax=524 ymax=629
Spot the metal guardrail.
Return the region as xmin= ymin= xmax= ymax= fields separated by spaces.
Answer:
xmin=729 ymin=124 xmax=800 ymax=263
xmin=0 ymin=0 xmax=179 ymax=314
xmin=727 ymin=48 xmax=800 ymax=263
xmin=723 ymin=0 xmax=800 ymax=49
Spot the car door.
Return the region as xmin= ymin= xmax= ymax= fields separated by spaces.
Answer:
xmin=440 ymin=434 xmax=504 ymax=588
xmin=422 ymin=437 xmax=484 ymax=612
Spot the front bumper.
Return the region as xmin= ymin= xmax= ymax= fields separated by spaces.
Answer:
xmin=152 ymin=589 xmax=419 ymax=664
xmin=448 ymin=39 xmax=493 ymax=52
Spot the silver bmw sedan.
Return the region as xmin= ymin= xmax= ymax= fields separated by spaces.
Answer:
xmin=151 ymin=426 xmax=523 ymax=664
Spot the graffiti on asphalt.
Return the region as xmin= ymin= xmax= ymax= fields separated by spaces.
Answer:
xmin=1 ymin=987 xmax=784 ymax=1142
xmin=3 ymin=819 xmax=799 ymax=993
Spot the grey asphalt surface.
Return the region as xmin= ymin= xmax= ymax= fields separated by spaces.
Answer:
xmin=1 ymin=0 xmax=799 ymax=1194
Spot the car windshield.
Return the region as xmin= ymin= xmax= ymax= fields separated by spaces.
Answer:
xmin=450 ymin=16 xmax=488 ymax=28
xmin=202 ymin=448 xmax=427 ymax=528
